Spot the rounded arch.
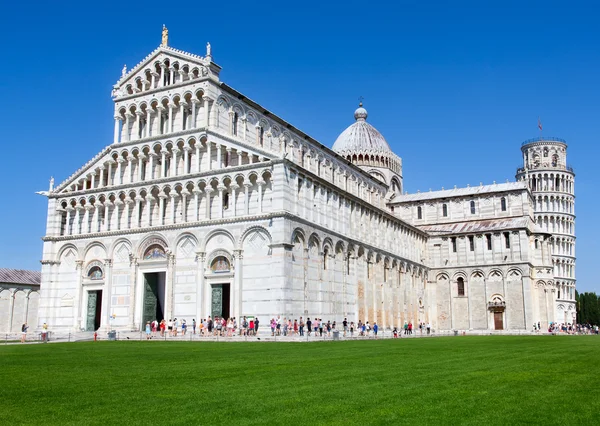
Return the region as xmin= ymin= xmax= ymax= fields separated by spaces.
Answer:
xmin=56 ymin=243 xmax=79 ymax=262
xmin=452 ymin=271 xmax=467 ymax=281
xmin=239 ymin=225 xmax=272 ymax=248
xmin=138 ymin=234 xmax=169 ymax=258
xmin=291 ymin=228 xmax=306 ymax=248
xmin=322 ymin=237 xmax=334 ymax=253
xmin=201 ymin=228 xmax=236 ymax=252
xmin=83 ymin=242 xmax=108 ymax=261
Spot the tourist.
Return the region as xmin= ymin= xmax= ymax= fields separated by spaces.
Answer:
xmin=207 ymin=317 xmax=213 ymax=335
xmin=318 ymin=319 xmax=324 ymax=337
xmin=20 ymin=323 xmax=28 ymax=343
xmin=276 ymin=316 xmax=282 ymax=336
xmin=326 ymin=321 xmax=331 ymax=337
xmin=343 ymin=318 xmax=348 ymax=337
xmin=160 ymin=319 xmax=166 ymax=336
xmin=393 ymin=327 xmax=398 ymax=338
xmin=270 ymin=318 xmax=276 ymax=336
xmin=42 ymin=322 xmax=48 ymax=342
xmin=254 ymin=317 xmax=259 ymax=335
xmin=145 ymin=321 xmax=151 ymax=340
xmin=408 ymin=322 xmax=413 ymax=335
xmin=182 ymin=319 xmax=187 ymax=335
xmin=361 ymin=322 xmax=366 ymax=336
xmin=404 ymin=322 xmax=408 ymax=335
xmin=293 ymin=319 xmax=298 ymax=335
xmin=283 ymin=319 xmax=288 ymax=336
xmin=306 ymin=318 xmax=312 ymax=336
xmin=426 ymin=322 xmax=431 ymax=335
xmin=173 ymin=318 xmax=179 ymax=337
xmin=248 ymin=318 xmax=254 ymax=336
xmin=242 ymin=317 xmax=248 ymax=336
xmin=366 ymin=322 xmax=371 ymax=335
xmin=373 ymin=322 xmax=378 ymax=337
xmin=168 ymin=319 xmax=173 ymax=336
xmin=192 ymin=319 xmax=196 ymax=334
xmin=299 ymin=317 xmax=305 ymax=336
xmin=313 ymin=318 xmax=319 ymax=337
xmin=350 ymin=322 xmax=355 ymax=337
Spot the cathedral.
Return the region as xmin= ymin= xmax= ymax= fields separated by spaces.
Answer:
xmin=37 ymin=30 xmax=576 ymax=334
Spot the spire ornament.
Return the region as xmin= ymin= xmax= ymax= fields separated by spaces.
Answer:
xmin=161 ymin=25 xmax=169 ymax=47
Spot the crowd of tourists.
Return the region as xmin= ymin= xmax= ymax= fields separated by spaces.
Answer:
xmin=143 ymin=316 xmax=435 ymax=339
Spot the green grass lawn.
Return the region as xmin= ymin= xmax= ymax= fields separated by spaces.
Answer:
xmin=1 ymin=336 xmax=598 ymax=425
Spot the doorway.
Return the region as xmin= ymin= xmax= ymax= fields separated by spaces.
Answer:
xmin=142 ymin=272 xmax=166 ymax=325
xmin=86 ymin=290 xmax=102 ymax=331
xmin=494 ymin=311 xmax=504 ymax=330
xmin=211 ymin=284 xmax=230 ymax=319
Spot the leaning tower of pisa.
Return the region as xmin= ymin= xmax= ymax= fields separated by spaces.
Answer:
xmin=516 ymin=137 xmax=576 ymax=324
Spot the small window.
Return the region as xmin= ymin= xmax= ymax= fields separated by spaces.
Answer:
xmin=535 ymin=239 xmax=539 ymax=249
xmin=470 ymin=200 xmax=476 ymax=214
xmin=504 ymin=232 xmax=510 ymax=249
xmin=457 ymin=277 xmax=465 ymax=296
xmin=451 ymin=237 xmax=457 ymax=253
xmin=501 ymin=197 xmax=507 ymax=212
xmin=543 ymin=148 xmax=548 ymax=157
xmin=417 ymin=206 xmax=422 ymax=219
xmin=469 ymin=236 xmax=474 ymax=252
xmin=442 ymin=203 xmax=448 ymax=217
xmin=258 ymin=127 xmax=264 ymax=147
xmin=486 ymin=234 xmax=492 ymax=250
xmin=323 ymin=252 xmax=327 ymax=270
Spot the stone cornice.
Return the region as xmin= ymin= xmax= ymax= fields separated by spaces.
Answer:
xmin=42 ymin=212 xmax=281 ymax=242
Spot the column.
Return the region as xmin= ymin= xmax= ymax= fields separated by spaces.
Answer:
xmin=180 ymin=191 xmax=188 ymax=222
xmin=195 ymin=145 xmax=201 ymax=172
xmin=203 ymin=96 xmax=211 ymax=128
xmin=161 ymin=150 xmax=167 ymax=178
xmin=195 ymin=252 xmax=205 ymax=321
xmin=157 ymin=106 xmax=165 ymax=135
xmin=147 ymin=153 xmax=156 ymax=180
xmin=128 ymin=256 xmax=138 ymax=329
xmin=167 ymin=103 xmax=174 ymax=134
xmin=74 ymin=260 xmax=84 ymax=330
xmin=65 ymin=207 xmax=73 ymax=236
xmin=103 ymin=259 xmax=113 ymax=331
xmin=183 ymin=147 xmax=191 ymax=174
xmin=244 ymin=183 xmax=251 ymax=215
xmin=124 ymin=199 xmax=133 ymax=230
xmin=171 ymin=148 xmax=179 ymax=176
xmin=226 ymin=148 xmax=232 ymax=167
xmin=216 ymin=144 xmax=222 ymax=169
xmin=107 ymin=160 xmax=114 ymax=186
xmin=116 ymin=158 xmax=124 ymax=185
xmin=74 ymin=206 xmax=82 ymax=235
xmin=230 ymin=184 xmax=239 ymax=216
xmin=145 ymin=109 xmax=151 ymax=138
xmin=137 ymin=155 xmax=145 ymax=182
xmin=192 ymin=99 xmax=199 ymax=128
xmin=180 ymin=101 xmax=187 ymax=131
xmin=127 ymin=158 xmax=133 ymax=184
xmin=98 ymin=166 xmax=104 ymax=189
xmin=206 ymin=189 xmax=213 ymax=219
xmin=113 ymin=200 xmax=123 ymax=230
xmin=113 ymin=116 xmax=122 ymax=143
xmin=146 ymin=197 xmax=153 ymax=227
xmin=217 ymin=186 xmax=225 ymax=219
xmin=193 ymin=189 xmax=201 ymax=221
xmin=207 ymin=142 xmax=212 ymax=170
xmin=159 ymin=64 xmax=165 ymax=87
xmin=124 ymin=113 xmax=133 ymax=142
xmin=91 ymin=204 xmax=99 ymax=233
xmin=159 ymin=192 xmax=167 ymax=225
xmin=134 ymin=196 xmax=142 ymax=228
xmin=169 ymin=193 xmax=178 ymax=224
xmin=83 ymin=206 xmax=92 ymax=234
xmin=164 ymin=254 xmax=175 ymax=320
xmin=258 ymin=182 xmax=265 ymax=213
xmin=233 ymin=250 xmax=243 ymax=319
xmin=134 ymin=111 xmax=142 ymax=140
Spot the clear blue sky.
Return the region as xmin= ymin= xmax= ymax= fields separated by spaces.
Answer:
xmin=1 ymin=1 xmax=598 ymax=292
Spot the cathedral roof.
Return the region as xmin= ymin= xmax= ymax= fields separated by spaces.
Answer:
xmin=332 ymin=104 xmax=392 ymax=155
xmin=392 ymin=182 xmax=527 ymax=203
xmin=0 ymin=268 xmax=41 ymax=286
xmin=418 ymin=217 xmax=530 ymax=235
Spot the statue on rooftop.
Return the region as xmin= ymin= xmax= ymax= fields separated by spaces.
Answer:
xmin=161 ymin=25 xmax=169 ymax=47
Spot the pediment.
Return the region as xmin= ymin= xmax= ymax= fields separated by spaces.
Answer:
xmin=112 ymin=46 xmax=221 ymax=99
xmin=53 ymin=146 xmax=112 ymax=195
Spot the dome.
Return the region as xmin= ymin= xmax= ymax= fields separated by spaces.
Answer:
xmin=332 ymin=104 xmax=391 ymax=154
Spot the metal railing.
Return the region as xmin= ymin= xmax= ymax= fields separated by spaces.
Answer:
xmin=521 ymin=136 xmax=567 ymax=146
xmin=516 ymin=164 xmax=574 ymax=174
